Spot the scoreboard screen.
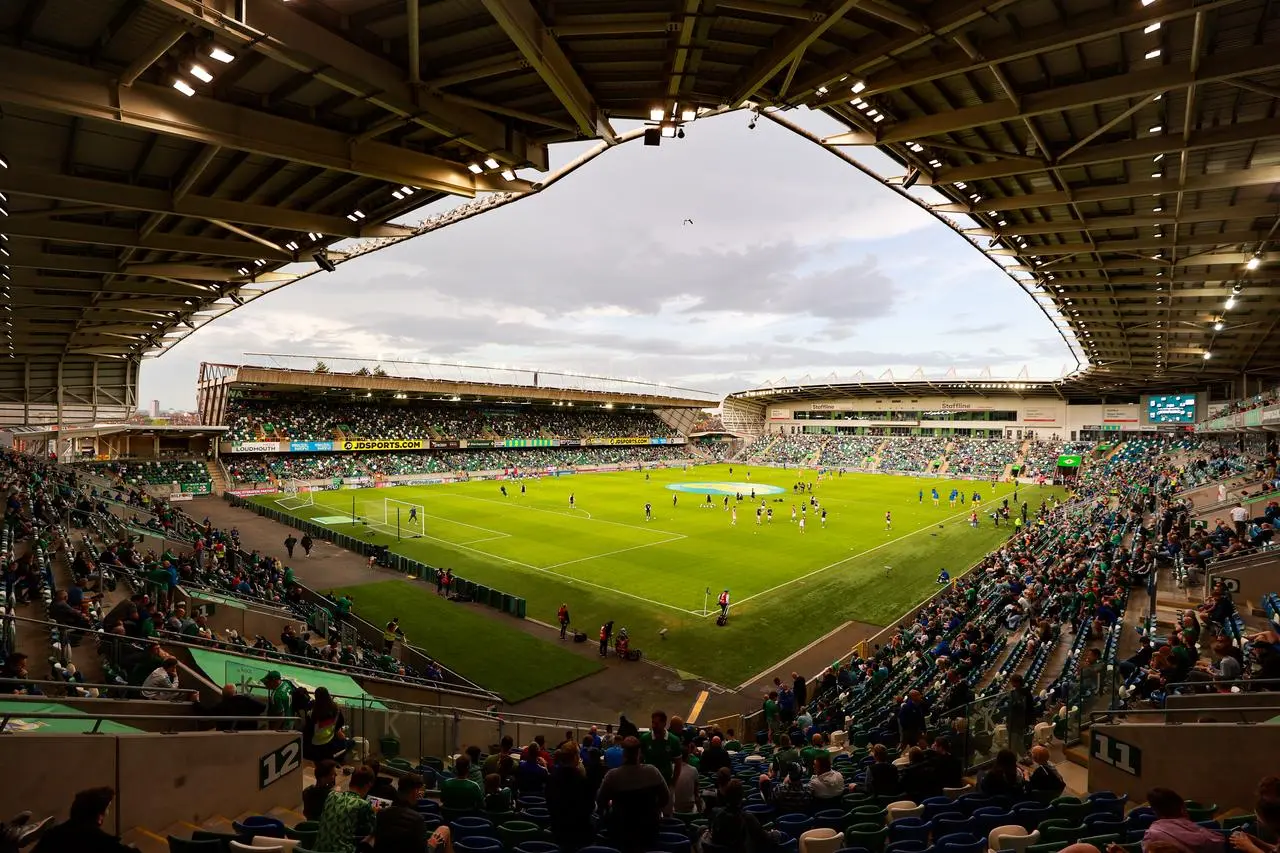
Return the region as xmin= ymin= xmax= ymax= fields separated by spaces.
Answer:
xmin=1146 ymin=394 xmax=1197 ymax=424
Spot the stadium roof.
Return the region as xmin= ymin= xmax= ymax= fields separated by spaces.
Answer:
xmin=199 ymin=356 xmax=719 ymax=406
xmin=2 ymin=0 xmax=1279 ymax=394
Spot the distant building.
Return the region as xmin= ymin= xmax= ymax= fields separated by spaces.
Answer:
xmin=149 ymin=400 xmax=160 ymax=419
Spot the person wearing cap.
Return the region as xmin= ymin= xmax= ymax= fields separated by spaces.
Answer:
xmin=263 ymin=670 xmax=292 ymax=729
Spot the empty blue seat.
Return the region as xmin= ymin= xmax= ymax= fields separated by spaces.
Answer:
xmin=922 ymin=798 xmax=959 ymax=822
xmin=514 ymin=843 xmax=560 ymax=853
xmin=655 ymin=832 xmax=692 ymax=853
xmin=451 ymin=816 xmax=495 ymax=839
xmin=936 ymin=833 xmax=988 ymax=853
xmin=776 ymin=814 xmax=814 ymax=839
xmin=455 ymin=838 xmax=502 ymax=853
xmin=886 ymin=841 xmax=930 ymax=853
xmin=1013 ymin=804 xmax=1053 ymax=832
xmin=815 ymin=809 xmax=848 ymax=832
xmin=1088 ymin=792 xmax=1128 ymax=818
xmin=934 ymin=815 xmax=972 ymax=838
xmin=888 ymin=818 xmax=931 ymax=845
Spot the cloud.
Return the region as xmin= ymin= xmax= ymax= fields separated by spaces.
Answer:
xmin=141 ymin=110 xmax=1072 ymax=407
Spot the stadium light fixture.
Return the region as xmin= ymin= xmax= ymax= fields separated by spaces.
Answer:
xmin=172 ymin=78 xmax=196 ymax=97
xmin=649 ymin=107 xmax=665 ymax=121
xmin=0 ymin=155 xmax=7 ymax=169
xmin=1225 ymin=295 xmax=1236 ymax=309
xmin=189 ymin=64 xmax=213 ymax=83
xmin=866 ymin=109 xmax=879 ymax=118
xmin=873 ymin=114 xmax=885 ymax=123
xmin=681 ymin=108 xmax=696 ymax=122
xmin=1145 ymin=49 xmax=1162 ymax=59
xmin=237 ymin=267 xmax=248 ymax=276
xmin=467 ymin=163 xmax=483 ymax=174
xmin=399 ymin=186 xmax=414 ymax=195
xmin=1203 ymin=351 xmax=1212 ymax=360
xmin=1247 ymin=256 xmax=1261 ymax=270
xmin=312 ymin=249 xmax=336 ymax=273
xmin=902 ymin=167 xmax=920 ymax=190
xmin=1144 ymin=22 xmax=1161 ymax=33
xmin=955 ymin=182 xmax=967 ymax=189
xmin=816 ymin=86 xmax=828 ymax=95
xmin=284 ymin=241 xmax=299 ymax=251
xmin=1142 ymin=0 xmax=1157 ymax=5
xmin=850 ymin=97 xmax=864 ymax=106
xmin=1214 ymin=319 xmax=1225 ymax=331
xmin=1149 ymin=125 xmax=1163 ymax=133
xmin=661 ymin=124 xmax=676 ymax=138
xmin=851 ymin=80 xmax=866 ymax=93
xmin=209 ymin=46 xmax=235 ymax=63
xmin=500 ymin=169 xmax=516 ymax=181
xmin=392 ymin=190 xmax=404 ymax=200
xmin=483 ymin=157 xmax=499 ymax=170
xmin=1154 ymin=153 xmax=1164 ymax=161
xmin=856 ymin=102 xmax=870 ymax=111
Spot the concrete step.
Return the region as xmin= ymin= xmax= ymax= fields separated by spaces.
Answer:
xmin=201 ymin=816 xmax=236 ymax=833
xmin=268 ymin=806 xmax=307 ymax=826
xmin=1063 ymin=738 xmax=1091 ymax=769
xmin=121 ymin=827 xmax=169 ymax=853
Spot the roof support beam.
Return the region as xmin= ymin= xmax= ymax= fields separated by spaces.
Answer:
xmin=992 ymin=231 xmax=1272 ymax=256
xmin=935 ymin=116 xmax=1280 ymax=184
xmin=727 ymin=0 xmax=868 ymax=106
xmin=875 ymin=44 xmax=1280 ymax=145
xmin=0 ymin=168 xmax=392 ymax=239
xmin=971 ymin=204 xmax=1280 ymax=237
xmin=809 ymin=0 xmax=1242 ymax=106
xmin=479 ymin=0 xmax=616 ymax=142
xmin=937 ymin=165 xmax=1280 ymax=214
xmin=146 ymin=0 xmax=540 ymax=167
xmin=7 ymin=273 xmax=217 ymax=297
xmin=0 ymin=46 xmax=483 ymax=198
xmin=0 ymin=220 xmax=291 ymax=261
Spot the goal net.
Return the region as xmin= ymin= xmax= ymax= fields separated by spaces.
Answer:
xmin=275 ymin=478 xmax=315 ymax=511
xmin=383 ymin=498 xmax=425 ymax=537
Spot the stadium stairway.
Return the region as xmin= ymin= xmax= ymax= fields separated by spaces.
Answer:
xmin=870 ymin=439 xmax=888 ymax=468
xmin=206 ymin=459 xmax=229 ymax=496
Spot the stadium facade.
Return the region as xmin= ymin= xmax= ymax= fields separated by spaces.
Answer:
xmin=725 ymin=378 xmax=1212 ymax=443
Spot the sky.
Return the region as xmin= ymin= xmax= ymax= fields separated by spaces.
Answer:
xmin=139 ymin=108 xmax=1076 ymax=409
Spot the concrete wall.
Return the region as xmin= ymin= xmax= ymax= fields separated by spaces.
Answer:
xmin=1207 ymin=555 xmax=1280 ymax=609
xmin=1164 ymin=691 xmax=1280 ymax=723
xmin=1089 ymin=723 xmax=1280 ymax=810
xmin=0 ymin=731 xmax=301 ymax=836
xmin=182 ymin=589 xmax=305 ymax=645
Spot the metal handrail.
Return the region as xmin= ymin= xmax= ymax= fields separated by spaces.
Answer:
xmin=0 ymin=676 xmax=189 ymax=696
xmin=0 ymin=710 xmax=282 ymax=735
xmin=1165 ymin=677 xmax=1280 ymax=691
xmin=5 ymin=612 xmax=486 ymax=698
xmin=1090 ymin=706 xmax=1280 ymax=721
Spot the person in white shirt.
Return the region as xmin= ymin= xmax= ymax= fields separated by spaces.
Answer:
xmin=806 ymin=754 xmax=847 ymax=800
xmin=1230 ymin=504 xmax=1250 ymax=538
xmin=141 ymin=658 xmax=181 ymax=700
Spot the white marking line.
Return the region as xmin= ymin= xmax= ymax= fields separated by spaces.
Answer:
xmin=543 ymin=534 xmax=687 ymax=570
xmin=355 ymin=500 xmax=700 ymax=617
xmin=737 ymin=620 xmax=853 ymax=690
xmin=719 ymin=502 xmax=991 ymax=616
xmin=440 ymin=492 xmax=678 ymax=538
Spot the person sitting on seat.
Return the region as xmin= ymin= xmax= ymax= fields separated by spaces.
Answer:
xmin=1026 ymin=745 xmax=1066 ymax=795
xmin=440 ymin=756 xmax=484 ymax=812
xmin=703 ymin=779 xmax=784 ymax=852
xmin=33 ymin=787 xmax=134 ymax=853
xmin=315 ymin=765 xmax=375 ymax=853
xmin=1140 ymin=787 xmax=1229 ymax=853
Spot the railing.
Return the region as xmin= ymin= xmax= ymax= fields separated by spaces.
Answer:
xmin=1089 ymin=706 xmax=1280 ymax=724
xmin=0 ymin=710 xmax=269 ymax=734
xmin=0 ymin=676 xmax=189 ymax=698
xmin=7 ymin=613 xmax=495 ymax=703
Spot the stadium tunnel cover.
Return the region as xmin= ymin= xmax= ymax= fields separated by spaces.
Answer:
xmin=666 ymin=482 xmax=786 ymax=496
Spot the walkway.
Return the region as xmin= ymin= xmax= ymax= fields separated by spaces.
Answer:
xmin=189 ymin=496 xmax=746 ymax=723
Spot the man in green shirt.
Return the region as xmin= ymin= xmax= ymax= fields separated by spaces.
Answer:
xmin=315 ymin=765 xmax=375 ymax=853
xmin=440 ymin=756 xmax=484 ymax=811
xmin=262 ymin=671 xmax=293 ymax=730
xmin=799 ymin=733 xmax=828 ymax=772
xmin=639 ymin=710 xmax=682 ymax=783
xmin=762 ymin=691 xmax=780 ymax=738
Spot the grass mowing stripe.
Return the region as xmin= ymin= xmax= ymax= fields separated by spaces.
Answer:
xmin=329 ymin=578 xmax=603 ymax=702
xmin=255 ymin=464 xmax=1066 ymax=686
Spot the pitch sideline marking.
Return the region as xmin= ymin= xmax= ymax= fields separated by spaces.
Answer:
xmin=542 ymin=534 xmax=687 ymax=571
xmin=353 ymin=512 xmax=701 ymax=617
xmin=437 ymin=492 xmax=681 ymax=539
xmin=720 ymin=502 xmax=996 ymax=616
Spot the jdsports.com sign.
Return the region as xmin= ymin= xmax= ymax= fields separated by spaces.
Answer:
xmin=340 ymin=439 xmax=426 ymax=451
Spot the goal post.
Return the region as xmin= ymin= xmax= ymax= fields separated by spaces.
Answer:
xmin=383 ymin=497 xmax=425 ymax=537
xmin=275 ymin=478 xmax=315 ymax=511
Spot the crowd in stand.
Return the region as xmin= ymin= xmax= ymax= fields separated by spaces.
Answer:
xmin=747 ymin=435 xmax=827 ymax=465
xmin=946 ymin=438 xmax=1020 ymax=478
xmin=10 ymin=426 xmax=1280 ymax=853
xmin=226 ymin=399 xmax=676 ymax=443
xmin=818 ymin=435 xmax=881 ymax=468
xmin=878 ymin=437 xmax=949 ymax=473
xmin=1020 ymin=441 xmax=1069 ymax=479
xmin=81 ymin=459 xmax=211 ymax=488
xmin=224 ymin=446 xmax=685 ymax=485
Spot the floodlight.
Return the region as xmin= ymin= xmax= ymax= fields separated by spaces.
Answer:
xmin=851 ymin=80 xmax=866 ymax=93
xmin=681 ymin=108 xmax=696 ymax=122
xmin=650 ymin=107 xmax=665 ymax=121
xmin=190 ymin=64 xmax=213 ymax=83
xmin=902 ymin=167 xmax=920 ymax=190
xmin=483 ymin=158 xmax=499 ymax=170
xmin=1247 ymin=256 xmax=1260 ymax=270
xmin=209 ymin=46 xmax=235 ymax=63
xmin=312 ymin=249 xmax=336 ymax=273
xmin=173 ymin=78 xmax=196 ymax=97
xmin=467 ymin=163 xmax=483 ymax=174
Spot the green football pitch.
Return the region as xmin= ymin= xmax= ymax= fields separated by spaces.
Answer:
xmin=254 ymin=464 xmax=1066 ymax=694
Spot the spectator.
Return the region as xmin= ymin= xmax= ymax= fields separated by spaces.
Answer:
xmin=927 ymin=736 xmax=963 ymax=789
xmin=303 ymin=760 xmax=339 ymax=821
xmin=703 ymin=779 xmax=784 ymax=852
xmin=140 ymin=658 xmax=182 ymax=701
xmin=1027 ymin=745 xmax=1066 ymax=795
xmin=440 ymin=756 xmax=484 ymax=812
xmin=33 ymin=787 xmax=133 ymax=853
xmin=670 ymin=746 xmax=702 ymax=815
xmin=863 ymin=744 xmax=899 ymax=795
xmin=0 ymin=652 xmax=41 ymax=696
xmin=1142 ymin=788 xmax=1228 ymax=853
xmin=699 ymin=735 xmax=731 ymax=776
xmin=639 ymin=710 xmax=682 ymax=784
xmin=545 ymin=745 xmax=594 ymax=850
xmin=979 ymin=749 xmax=1025 ymax=797
xmin=207 ymin=683 xmax=264 ymax=731
xmin=597 ymin=736 xmax=670 ymax=853
xmin=374 ymin=773 xmax=428 ymax=853
xmin=302 ymin=687 xmax=348 ymax=764
xmin=315 ymin=765 xmax=375 ymax=853
xmin=807 ymin=753 xmax=846 ymax=802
